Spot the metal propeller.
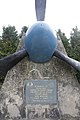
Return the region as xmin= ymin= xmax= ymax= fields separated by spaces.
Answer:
xmin=0 ymin=0 xmax=80 ymax=78
xmin=35 ymin=0 xmax=80 ymax=71
xmin=0 ymin=0 xmax=47 ymax=76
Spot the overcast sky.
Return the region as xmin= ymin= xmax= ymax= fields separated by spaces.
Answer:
xmin=0 ymin=0 xmax=80 ymax=37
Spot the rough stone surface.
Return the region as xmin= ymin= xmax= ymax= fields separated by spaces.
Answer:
xmin=0 ymin=36 xmax=80 ymax=120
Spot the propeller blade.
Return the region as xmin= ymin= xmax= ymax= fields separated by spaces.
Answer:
xmin=35 ymin=0 xmax=46 ymax=21
xmin=54 ymin=50 xmax=80 ymax=71
xmin=0 ymin=49 xmax=27 ymax=76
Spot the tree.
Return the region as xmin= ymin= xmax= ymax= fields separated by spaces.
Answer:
xmin=0 ymin=25 xmax=19 ymax=81
xmin=57 ymin=29 xmax=71 ymax=55
xmin=2 ymin=26 xmax=18 ymax=41
xmin=70 ymin=26 xmax=80 ymax=82
xmin=70 ymin=26 xmax=80 ymax=60
xmin=1 ymin=25 xmax=19 ymax=56
xmin=19 ymin=26 xmax=28 ymax=38
xmin=57 ymin=28 xmax=80 ymax=82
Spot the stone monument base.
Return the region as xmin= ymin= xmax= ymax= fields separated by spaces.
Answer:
xmin=0 ymin=40 xmax=80 ymax=120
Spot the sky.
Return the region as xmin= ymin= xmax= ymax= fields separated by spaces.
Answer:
xmin=0 ymin=0 xmax=80 ymax=38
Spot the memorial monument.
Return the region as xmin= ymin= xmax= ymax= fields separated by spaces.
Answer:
xmin=0 ymin=0 xmax=80 ymax=120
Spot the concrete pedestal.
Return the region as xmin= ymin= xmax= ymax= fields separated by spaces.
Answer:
xmin=0 ymin=38 xmax=80 ymax=120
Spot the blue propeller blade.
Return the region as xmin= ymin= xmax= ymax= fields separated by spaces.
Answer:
xmin=54 ymin=50 xmax=80 ymax=71
xmin=35 ymin=0 xmax=46 ymax=21
xmin=0 ymin=49 xmax=27 ymax=77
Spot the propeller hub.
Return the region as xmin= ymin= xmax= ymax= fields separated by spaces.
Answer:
xmin=24 ymin=22 xmax=57 ymax=63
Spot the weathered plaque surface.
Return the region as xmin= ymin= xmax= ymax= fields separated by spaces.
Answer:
xmin=24 ymin=80 xmax=57 ymax=104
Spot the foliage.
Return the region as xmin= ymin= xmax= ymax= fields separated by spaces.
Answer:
xmin=70 ymin=26 xmax=80 ymax=61
xmin=0 ymin=25 xmax=28 ymax=82
xmin=0 ymin=26 xmax=19 ymax=58
xmin=0 ymin=25 xmax=19 ymax=81
xmin=19 ymin=26 xmax=28 ymax=38
xmin=70 ymin=26 xmax=80 ymax=82
xmin=57 ymin=27 xmax=80 ymax=82
xmin=57 ymin=29 xmax=71 ymax=55
xmin=2 ymin=26 xmax=18 ymax=40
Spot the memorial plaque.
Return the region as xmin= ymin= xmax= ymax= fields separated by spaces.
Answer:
xmin=24 ymin=80 xmax=57 ymax=104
